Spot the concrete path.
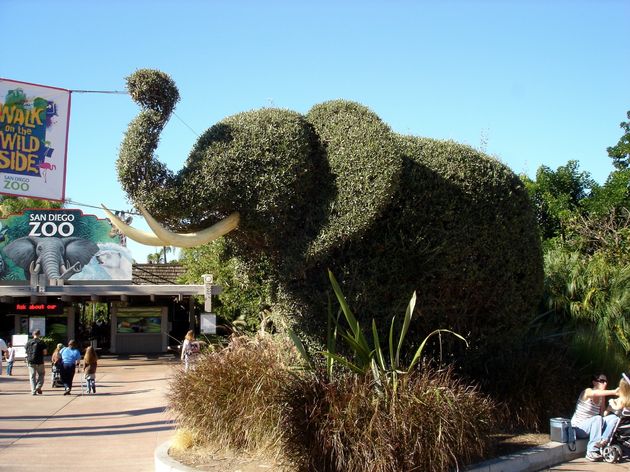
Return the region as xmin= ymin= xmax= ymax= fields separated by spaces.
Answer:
xmin=0 ymin=355 xmax=178 ymax=471
xmin=544 ymin=456 xmax=629 ymax=471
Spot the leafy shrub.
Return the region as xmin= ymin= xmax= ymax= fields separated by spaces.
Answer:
xmin=168 ymin=334 xmax=297 ymax=455
xmin=282 ymin=367 xmax=496 ymax=472
xmin=472 ymin=339 xmax=580 ymax=432
xmin=40 ymin=334 xmax=65 ymax=354
xmin=284 ymin=272 xmax=494 ymax=471
xmin=291 ymin=270 xmax=467 ymax=398
xmin=544 ymin=245 xmax=630 ymax=354
xmin=179 ymin=239 xmax=276 ymax=333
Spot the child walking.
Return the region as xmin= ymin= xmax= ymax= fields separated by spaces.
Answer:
xmin=83 ymin=346 xmax=98 ymax=394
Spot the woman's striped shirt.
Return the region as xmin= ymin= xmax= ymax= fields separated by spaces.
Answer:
xmin=571 ymin=391 xmax=602 ymax=426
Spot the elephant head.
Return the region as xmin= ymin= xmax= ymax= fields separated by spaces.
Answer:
xmin=2 ymin=236 xmax=99 ymax=281
xmin=108 ymin=69 xmax=543 ymax=360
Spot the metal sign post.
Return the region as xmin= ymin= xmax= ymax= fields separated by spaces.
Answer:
xmin=202 ymin=274 xmax=213 ymax=313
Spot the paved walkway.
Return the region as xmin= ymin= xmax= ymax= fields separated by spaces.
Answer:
xmin=0 ymin=355 xmax=178 ymax=471
xmin=545 ymin=456 xmax=629 ymax=471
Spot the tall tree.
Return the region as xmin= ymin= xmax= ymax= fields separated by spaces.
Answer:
xmin=146 ymin=246 xmax=175 ymax=264
xmin=607 ymin=110 xmax=630 ymax=170
xmin=522 ymin=160 xmax=595 ymax=240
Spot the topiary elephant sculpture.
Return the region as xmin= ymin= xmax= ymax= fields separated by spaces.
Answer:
xmin=105 ymin=69 xmax=543 ymax=364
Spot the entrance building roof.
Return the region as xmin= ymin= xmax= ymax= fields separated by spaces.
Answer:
xmin=0 ymin=264 xmax=219 ymax=303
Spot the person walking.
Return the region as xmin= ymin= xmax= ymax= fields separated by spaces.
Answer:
xmin=180 ymin=330 xmax=200 ymax=372
xmin=60 ymin=340 xmax=82 ymax=395
xmin=25 ymin=330 xmax=48 ymax=395
xmin=51 ymin=343 xmax=64 ymax=365
xmin=0 ymin=337 xmax=7 ymax=375
xmin=83 ymin=346 xmax=98 ymax=394
xmin=5 ymin=341 xmax=16 ymax=375
xmin=50 ymin=343 xmax=64 ymax=387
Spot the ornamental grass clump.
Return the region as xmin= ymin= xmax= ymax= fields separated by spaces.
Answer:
xmin=168 ymin=334 xmax=297 ymax=456
xmin=281 ymin=367 xmax=496 ymax=472
xmin=283 ymin=270 xmax=497 ymax=471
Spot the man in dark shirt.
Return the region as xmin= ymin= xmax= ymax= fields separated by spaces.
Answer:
xmin=25 ymin=329 xmax=47 ymax=395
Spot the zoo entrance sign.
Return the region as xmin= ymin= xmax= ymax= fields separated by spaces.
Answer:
xmin=0 ymin=209 xmax=132 ymax=282
xmin=0 ymin=78 xmax=71 ymax=201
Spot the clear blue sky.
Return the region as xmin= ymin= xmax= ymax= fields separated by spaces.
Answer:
xmin=2 ymin=0 xmax=629 ymax=264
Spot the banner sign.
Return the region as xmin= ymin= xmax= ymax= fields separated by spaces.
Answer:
xmin=117 ymin=307 xmax=162 ymax=333
xmin=13 ymin=301 xmax=65 ymax=315
xmin=200 ymin=313 xmax=217 ymax=334
xmin=0 ymin=78 xmax=71 ymax=201
xmin=0 ymin=209 xmax=132 ymax=281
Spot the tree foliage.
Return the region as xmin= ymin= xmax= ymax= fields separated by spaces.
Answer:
xmin=607 ymin=110 xmax=630 ymax=170
xmin=179 ymin=240 xmax=274 ymax=333
xmin=522 ymin=160 xmax=595 ymax=240
xmin=527 ymin=108 xmax=630 ymax=364
xmin=0 ymin=196 xmax=62 ymax=217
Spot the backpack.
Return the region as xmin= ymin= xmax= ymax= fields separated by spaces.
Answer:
xmin=186 ymin=341 xmax=200 ymax=356
xmin=25 ymin=340 xmax=38 ymax=363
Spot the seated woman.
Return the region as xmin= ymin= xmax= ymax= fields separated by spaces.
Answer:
xmin=570 ymin=373 xmax=619 ymax=462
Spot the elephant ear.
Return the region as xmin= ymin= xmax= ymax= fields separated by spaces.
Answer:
xmin=2 ymin=237 xmax=37 ymax=272
xmin=63 ymin=238 xmax=99 ymax=267
xmin=306 ymin=100 xmax=403 ymax=257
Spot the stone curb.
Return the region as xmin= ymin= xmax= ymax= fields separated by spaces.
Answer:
xmin=155 ymin=439 xmax=588 ymax=472
xmin=155 ymin=441 xmax=199 ymax=472
xmin=466 ymin=439 xmax=586 ymax=472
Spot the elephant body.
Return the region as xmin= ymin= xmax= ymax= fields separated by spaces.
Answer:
xmin=115 ymin=69 xmax=543 ymax=361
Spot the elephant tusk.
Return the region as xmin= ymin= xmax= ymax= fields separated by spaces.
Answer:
xmin=101 ymin=205 xmax=165 ymax=246
xmin=138 ymin=205 xmax=240 ymax=248
xmin=30 ymin=260 xmax=41 ymax=276
xmin=60 ymin=261 xmax=81 ymax=280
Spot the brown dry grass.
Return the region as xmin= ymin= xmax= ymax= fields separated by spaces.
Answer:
xmin=281 ymin=367 xmax=497 ymax=472
xmin=168 ymin=334 xmax=297 ymax=457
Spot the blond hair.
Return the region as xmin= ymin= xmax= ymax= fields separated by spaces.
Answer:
xmin=84 ymin=346 xmax=98 ymax=366
xmin=185 ymin=330 xmax=195 ymax=341
xmin=610 ymin=379 xmax=630 ymax=410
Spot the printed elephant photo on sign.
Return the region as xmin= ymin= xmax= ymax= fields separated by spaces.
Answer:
xmin=104 ymin=69 xmax=543 ymax=365
xmin=2 ymin=236 xmax=99 ymax=281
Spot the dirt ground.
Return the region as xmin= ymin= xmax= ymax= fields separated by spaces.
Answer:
xmin=493 ymin=432 xmax=551 ymax=455
xmin=170 ymin=433 xmax=551 ymax=471
xmin=170 ymin=447 xmax=292 ymax=471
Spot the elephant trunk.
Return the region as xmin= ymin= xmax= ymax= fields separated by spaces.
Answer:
xmin=39 ymin=252 xmax=62 ymax=280
xmin=116 ymin=69 xmax=182 ymax=223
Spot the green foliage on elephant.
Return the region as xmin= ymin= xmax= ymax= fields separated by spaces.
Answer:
xmin=115 ymin=69 xmax=544 ymax=365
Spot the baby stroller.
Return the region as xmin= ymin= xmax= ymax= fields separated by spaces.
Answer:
xmin=602 ymin=409 xmax=630 ymax=463
xmin=51 ymin=362 xmax=64 ymax=388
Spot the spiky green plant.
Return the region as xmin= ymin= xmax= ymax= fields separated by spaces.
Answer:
xmin=290 ymin=270 xmax=467 ymax=399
